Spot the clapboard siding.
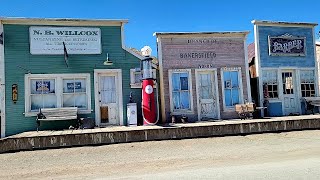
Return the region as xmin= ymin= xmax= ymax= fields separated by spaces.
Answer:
xmin=160 ymin=36 xmax=249 ymax=121
xmin=4 ymin=24 xmax=141 ymax=136
xmin=258 ymin=26 xmax=315 ymax=68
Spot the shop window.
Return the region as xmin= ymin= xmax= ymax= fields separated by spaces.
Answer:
xmin=169 ymin=69 xmax=193 ymax=112
xmin=25 ymin=74 xmax=91 ymax=116
xmin=221 ymin=67 xmax=243 ymax=109
xmin=130 ymin=69 xmax=156 ymax=88
xmin=300 ymin=70 xmax=315 ymax=97
xmin=30 ymin=79 xmax=57 ymax=110
xmin=262 ymin=70 xmax=278 ymax=98
xmin=62 ymin=78 xmax=88 ymax=109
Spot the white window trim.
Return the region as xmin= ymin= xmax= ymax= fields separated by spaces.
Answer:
xmin=220 ymin=67 xmax=244 ymax=111
xmin=261 ymin=69 xmax=280 ymax=100
xmin=168 ymin=69 xmax=194 ymax=114
xmin=24 ymin=73 xmax=91 ymax=117
xmin=299 ymin=69 xmax=316 ymax=98
xmin=130 ymin=69 xmax=156 ymax=88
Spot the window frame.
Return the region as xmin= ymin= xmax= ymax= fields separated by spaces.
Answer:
xmin=168 ymin=69 xmax=194 ymax=114
xmin=300 ymin=70 xmax=316 ymax=97
xmin=130 ymin=69 xmax=157 ymax=88
xmin=221 ymin=67 xmax=244 ymax=111
xmin=261 ymin=69 xmax=279 ymax=99
xmin=25 ymin=73 xmax=91 ymax=117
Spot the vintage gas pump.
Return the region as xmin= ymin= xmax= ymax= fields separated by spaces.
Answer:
xmin=141 ymin=46 xmax=158 ymax=125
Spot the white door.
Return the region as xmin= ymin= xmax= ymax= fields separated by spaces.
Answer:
xmin=196 ymin=70 xmax=219 ymax=120
xmin=281 ymin=71 xmax=297 ymax=115
xmin=99 ymin=75 xmax=118 ymax=125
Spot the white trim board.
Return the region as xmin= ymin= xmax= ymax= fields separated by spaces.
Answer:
xmin=157 ymin=37 xmax=166 ymax=123
xmin=0 ymin=23 xmax=5 ymax=137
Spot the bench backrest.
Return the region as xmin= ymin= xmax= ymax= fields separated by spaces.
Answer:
xmin=39 ymin=107 xmax=78 ymax=121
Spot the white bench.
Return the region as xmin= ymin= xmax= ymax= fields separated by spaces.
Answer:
xmin=36 ymin=107 xmax=79 ymax=131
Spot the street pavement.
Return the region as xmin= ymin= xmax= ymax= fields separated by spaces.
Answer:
xmin=0 ymin=130 xmax=319 ymax=179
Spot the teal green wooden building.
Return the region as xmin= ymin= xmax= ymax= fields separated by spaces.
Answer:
xmin=0 ymin=17 xmax=146 ymax=137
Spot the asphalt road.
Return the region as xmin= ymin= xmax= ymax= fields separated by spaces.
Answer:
xmin=0 ymin=130 xmax=320 ymax=180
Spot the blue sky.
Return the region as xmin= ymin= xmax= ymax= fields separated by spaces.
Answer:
xmin=1 ymin=0 xmax=320 ymax=56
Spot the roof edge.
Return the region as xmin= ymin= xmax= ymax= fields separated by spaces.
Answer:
xmin=0 ymin=17 xmax=128 ymax=26
xmin=154 ymin=31 xmax=250 ymax=36
xmin=252 ymin=20 xmax=318 ymax=27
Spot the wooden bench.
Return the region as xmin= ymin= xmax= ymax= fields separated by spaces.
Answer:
xmin=36 ymin=107 xmax=79 ymax=131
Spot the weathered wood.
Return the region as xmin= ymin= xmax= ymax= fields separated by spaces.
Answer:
xmin=36 ymin=107 xmax=78 ymax=131
xmin=38 ymin=107 xmax=78 ymax=121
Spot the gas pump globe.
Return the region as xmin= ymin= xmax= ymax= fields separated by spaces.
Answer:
xmin=141 ymin=46 xmax=157 ymax=125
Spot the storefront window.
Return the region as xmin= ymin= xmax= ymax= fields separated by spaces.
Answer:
xmin=63 ymin=78 xmax=87 ymax=109
xmin=30 ymin=79 xmax=57 ymax=110
xmin=25 ymin=74 xmax=91 ymax=116
xmin=300 ymin=70 xmax=315 ymax=97
xmin=222 ymin=69 xmax=241 ymax=108
xmin=262 ymin=70 xmax=278 ymax=98
xmin=169 ymin=69 xmax=192 ymax=112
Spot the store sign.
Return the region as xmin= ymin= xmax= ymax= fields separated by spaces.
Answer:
xmin=67 ymin=82 xmax=81 ymax=90
xmin=36 ymin=81 xmax=50 ymax=92
xmin=29 ymin=26 xmax=101 ymax=55
xmin=180 ymin=52 xmax=216 ymax=59
xmin=268 ymin=34 xmax=306 ymax=56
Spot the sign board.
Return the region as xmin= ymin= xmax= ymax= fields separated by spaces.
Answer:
xmin=30 ymin=26 xmax=101 ymax=55
xmin=268 ymin=34 xmax=306 ymax=56
xmin=67 ymin=82 xmax=82 ymax=90
xmin=36 ymin=81 xmax=50 ymax=92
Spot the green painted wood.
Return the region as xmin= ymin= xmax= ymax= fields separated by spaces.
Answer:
xmin=4 ymin=24 xmax=142 ymax=136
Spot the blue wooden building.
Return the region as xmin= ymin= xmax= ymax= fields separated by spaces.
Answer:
xmin=251 ymin=20 xmax=318 ymax=116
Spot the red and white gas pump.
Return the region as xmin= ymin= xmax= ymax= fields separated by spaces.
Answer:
xmin=141 ymin=46 xmax=158 ymax=125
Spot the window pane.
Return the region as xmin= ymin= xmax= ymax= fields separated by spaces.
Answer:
xmin=100 ymin=76 xmax=116 ymax=103
xmin=224 ymin=89 xmax=232 ymax=107
xmin=31 ymin=94 xmax=57 ymax=110
xmin=201 ymin=86 xmax=210 ymax=99
xmin=180 ymin=77 xmax=188 ymax=90
xmin=223 ymin=71 xmax=231 ymax=81
xmin=180 ymin=92 xmax=190 ymax=109
xmin=173 ymin=92 xmax=180 ymax=109
xmin=31 ymin=79 xmax=55 ymax=94
xmin=134 ymin=73 xmax=142 ymax=83
xmin=232 ymin=89 xmax=240 ymax=105
xmin=63 ymin=79 xmax=86 ymax=93
xmin=172 ymin=74 xmax=180 ymax=91
xmin=262 ymin=70 xmax=278 ymax=98
xmin=63 ymin=94 xmax=87 ymax=108
xmin=230 ymin=71 xmax=239 ymax=88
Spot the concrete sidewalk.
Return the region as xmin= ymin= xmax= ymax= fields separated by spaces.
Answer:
xmin=1 ymin=115 xmax=320 ymax=153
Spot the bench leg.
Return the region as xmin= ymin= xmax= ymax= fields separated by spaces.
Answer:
xmin=36 ymin=120 xmax=40 ymax=132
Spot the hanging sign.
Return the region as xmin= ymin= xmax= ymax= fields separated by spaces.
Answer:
xmin=268 ymin=34 xmax=306 ymax=56
xmin=29 ymin=26 xmax=101 ymax=55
